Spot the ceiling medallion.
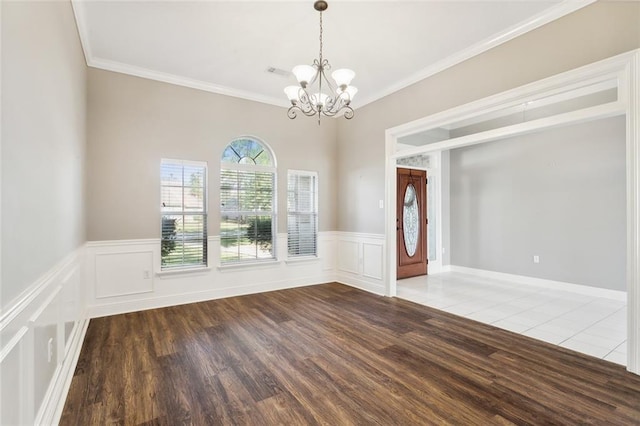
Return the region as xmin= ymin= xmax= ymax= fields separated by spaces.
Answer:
xmin=284 ymin=0 xmax=357 ymax=124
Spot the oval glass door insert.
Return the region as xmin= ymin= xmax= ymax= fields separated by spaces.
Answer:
xmin=403 ymin=183 xmax=419 ymax=257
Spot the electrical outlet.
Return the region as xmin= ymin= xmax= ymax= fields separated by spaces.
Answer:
xmin=379 ymin=200 xmax=384 ymax=209
xmin=47 ymin=338 xmax=54 ymax=363
xmin=533 ymin=255 xmax=540 ymax=264
xmin=143 ymin=270 xmax=151 ymax=279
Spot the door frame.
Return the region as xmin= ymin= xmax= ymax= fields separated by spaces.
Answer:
xmin=394 ymin=152 xmax=445 ymax=275
xmin=383 ymin=49 xmax=640 ymax=373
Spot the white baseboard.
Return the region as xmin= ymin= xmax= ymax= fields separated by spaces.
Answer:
xmin=85 ymin=232 xmax=387 ymax=318
xmin=39 ymin=317 xmax=90 ymax=425
xmin=449 ymin=265 xmax=626 ymax=301
xmin=336 ymin=273 xmax=386 ymax=296
xmin=87 ymin=275 xmax=332 ymax=318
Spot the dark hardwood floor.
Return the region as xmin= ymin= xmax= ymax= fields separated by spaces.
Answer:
xmin=61 ymin=283 xmax=640 ymax=425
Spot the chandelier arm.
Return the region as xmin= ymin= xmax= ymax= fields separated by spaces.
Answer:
xmin=285 ymin=0 xmax=355 ymax=122
xmin=287 ymin=106 xmax=299 ymax=119
xmin=317 ymin=66 xmax=337 ymax=94
xmin=296 ymin=87 xmax=319 ymax=115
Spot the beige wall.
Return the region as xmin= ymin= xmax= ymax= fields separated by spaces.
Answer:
xmin=86 ymin=69 xmax=338 ymax=241
xmin=337 ymin=1 xmax=640 ymax=233
xmin=1 ymin=1 xmax=87 ymax=309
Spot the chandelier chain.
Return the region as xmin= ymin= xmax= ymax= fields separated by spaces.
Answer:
xmin=319 ymin=11 xmax=323 ymax=64
xmin=285 ymin=0 xmax=355 ymax=123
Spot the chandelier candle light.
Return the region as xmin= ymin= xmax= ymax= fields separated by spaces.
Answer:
xmin=284 ymin=0 xmax=357 ymax=124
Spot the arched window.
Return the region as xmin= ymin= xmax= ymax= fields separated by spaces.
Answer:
xmin=220 ymin=137 xmax=276 ymax=263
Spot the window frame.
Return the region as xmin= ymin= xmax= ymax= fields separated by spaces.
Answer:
xmin=160 ymin=158 xmax=208 ymax=270
xmin=219 ymin=137 xmax=277 ymax=265
xmin=287 ymin=170 xmax=319 ymax=258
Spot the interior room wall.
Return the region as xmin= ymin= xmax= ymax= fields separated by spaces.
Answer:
xmin=1 ymin=2 xmax=88 ymax=424
xmin=336 ymin=0 xmax=640 ymax=235
xmin=450 ymin=117 xmax=626 ymax=291
xmin=1 ymin=0 xmax=87 ymax=309
xmin=86 ymin=69 xmax=338 ymax=241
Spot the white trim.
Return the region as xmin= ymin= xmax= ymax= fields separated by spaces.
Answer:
xmin=90 ymin=58 xmax=290 ymax=108
xmin=626 ymin=49 xmax=640 ymax=374
xmin=389 ymin=54 xmax=634 ymax=140
xmin=0 ymin=326 xmax=28 ymax=363
xmin=384 ymin=49 xmax=640 ymax=374
xmin=87 ymin=275 xmax=326 ymax=319
xmin=352 ymin=0 xmax=597 ymax=108
xmin=0 ymin=0 xmax=3 ymax=316
xmin=335 ymin=275 xmax=385 ymax=296
xmin=70 ymin=0 xmax=92 ymax=65
xmin=28 ymin=285 xmax=62 ymax=323
xmin=71 ymin=0 xmax=592 ymax=111
xmin=217 ymin=260 xmax=281 ymax=271
xmin=0 ymin=245 xmax=85 ymax=426
xmin=449 ymin=265 xmax=626 ymax=302
xmin=0 ymin=247 xmax=82 ymax=328
xmin=87 ymin=238 xmax=159 ymax=248
xmin=155 ymin=266 xmax=212 ymax=277
xmin=336 ymin=232 xmax=385 ymax=242
xmin=36 ymin=318 xmax=89 ymax=426
xmin=442 ymin=79 xmax=617 ymax=131
xmin=385 ymin=133 xmax=398 ymax=297
xmin=393 ymin=101 xmax=625 ymax=158
xmin=284 ymin=256 xmax=320 ymax=265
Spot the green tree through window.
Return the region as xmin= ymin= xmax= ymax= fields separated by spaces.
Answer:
xmin=161 ymin=159 xmax=207 ymax=269
xmin=220 ymin=138 xmax=276 ymax=263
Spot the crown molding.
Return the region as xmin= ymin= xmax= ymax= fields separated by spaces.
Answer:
xmin=88 ymin=58 xmax=291 ymax=108
xmin=352 ymin=0 xmax=597 ymax=109
xmin=71 ymin=0 xmax=595 ymax=111
xmin=71 ymin=0 xmax=289 ymax=108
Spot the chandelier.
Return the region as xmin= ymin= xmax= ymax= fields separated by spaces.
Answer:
xmin=284 ymin=0 xmax=357 ymax=123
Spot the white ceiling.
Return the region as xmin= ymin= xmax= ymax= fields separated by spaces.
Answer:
xmin=72 ymin=1 xmax=591 ymax=109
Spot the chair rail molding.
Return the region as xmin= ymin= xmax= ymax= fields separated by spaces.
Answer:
xmin=0 ymin=245 xmax=87 ymax=425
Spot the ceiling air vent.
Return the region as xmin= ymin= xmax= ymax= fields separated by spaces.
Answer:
xmin=267 ymin=67 xmax=291 ymax=78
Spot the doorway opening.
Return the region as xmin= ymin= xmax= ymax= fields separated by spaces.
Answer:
xmin=383 ymin=50 xmax=640 ymax=373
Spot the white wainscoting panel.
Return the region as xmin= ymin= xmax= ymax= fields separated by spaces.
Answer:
xmin=363 ymin=243 xmax=384 ymax=280
xmin=336 ymin=232 xmax=385 ymax=295
xmin=30 ymin=286 xmax=62 ymax=418
xmin=0 ymin=246 xmax=87 ymax=426
xmin=338 ymin=240 xmax=359 ymax=274
xmin=86 ymin=232 xmax=337 ymax=318
xmin=95 ymin=250 xmax=154 ymax=298
xmin=0 ymin=327 xmax=28 ymax=425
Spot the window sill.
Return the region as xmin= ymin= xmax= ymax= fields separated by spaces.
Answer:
xmin=284 ymin=256 xmax=320 ymax=265
xmin=156 ymin=266 xmax=211 ymax=277
xmin=217 ymin=260 xmax=281 ymax=271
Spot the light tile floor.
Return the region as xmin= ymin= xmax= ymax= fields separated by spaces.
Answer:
xmin=397 ymin=272 xmax=627 ymax=366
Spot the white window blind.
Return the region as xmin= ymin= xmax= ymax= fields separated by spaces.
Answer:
xmin=161 ymin=159 xmax=207 ymax=269
xmin=220 ymin=138 xmax=276 ymax=263
xmin=287 ymin=171 xmax=318 ymax=257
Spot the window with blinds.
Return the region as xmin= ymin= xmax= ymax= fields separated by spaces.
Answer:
xmin=160 ymin=159 xmax=207 ymax=269
xmin=287 ymin=171 xmax=318 ymax=257
xmin=220 ymin=138 xmax=276 ymax=263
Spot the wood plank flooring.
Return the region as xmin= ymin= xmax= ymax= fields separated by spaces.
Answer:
xmin=61 ymin=283 xmax=640 ymax=425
